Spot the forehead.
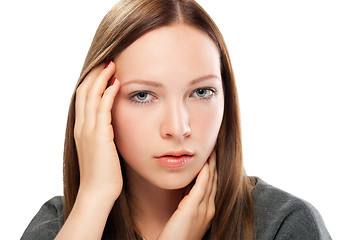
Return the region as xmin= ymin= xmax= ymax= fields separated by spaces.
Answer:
xmin=114 ymin=23 xmax=221 ymax=82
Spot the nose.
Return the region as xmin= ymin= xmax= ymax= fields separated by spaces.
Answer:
xmin=160 ymin=100 xmax=191 ymax=140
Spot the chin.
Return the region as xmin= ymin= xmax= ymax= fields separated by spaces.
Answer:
xmin=153 ymin=172 xmax=197 ymax=190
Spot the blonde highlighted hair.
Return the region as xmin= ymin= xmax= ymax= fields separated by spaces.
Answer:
xmin=63 ymin=0 xmax=255 ymax=239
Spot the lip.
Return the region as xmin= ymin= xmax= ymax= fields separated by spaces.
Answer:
xmin=155 ymin=150 xmax=194 ymax=168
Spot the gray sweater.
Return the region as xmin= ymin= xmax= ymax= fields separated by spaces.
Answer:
xmin=21 ymin=178 xmax=332 ymax=239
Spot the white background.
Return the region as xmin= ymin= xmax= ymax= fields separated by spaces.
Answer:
xmin=1 ymin=0 xmax=359 ymax=239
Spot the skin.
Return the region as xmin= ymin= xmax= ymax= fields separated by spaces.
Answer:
xmin=113 ymin=23 xmax=224 ymax=239
xmin=55 ymin=23 xmax=223 ymax=240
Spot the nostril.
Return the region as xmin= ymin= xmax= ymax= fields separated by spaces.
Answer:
xmin=160 ymin=105 xmax=191 ymax=138
xmin=183 ymin=126 xmax=191 ymax=137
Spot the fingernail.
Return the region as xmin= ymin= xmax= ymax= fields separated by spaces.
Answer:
xmin=104 ymin=61 xmax=112 ymax=69
xmin=110 ymin=77 xmax=117 ymax=86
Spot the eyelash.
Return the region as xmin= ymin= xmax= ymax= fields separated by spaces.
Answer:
xmin=190 ymin=88 xmax=217 ymax=100
xmin=129 ymin=88 xmax=217 ymax=105
xmin=129 ymin=91 xmax=157 ymax=105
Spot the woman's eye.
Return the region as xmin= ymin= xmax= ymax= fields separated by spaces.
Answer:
xmin=136 ymin=92 xmax=148 ymax=101
xmin=192 ymin=88 xmax=216 ymax=99
xmin=130 ymin=91 xmax=156 ymax=104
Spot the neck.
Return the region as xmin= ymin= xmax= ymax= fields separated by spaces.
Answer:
xmin=125 ymin=167 xmax=186 ymax=240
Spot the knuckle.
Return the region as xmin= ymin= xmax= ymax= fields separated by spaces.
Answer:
xmin=87 ymin=88 xmax=97 ymax=97
xmin=207 ymin=206 xmax=215 ymax=219
xmin=76 ymin=85 xmax=85 ymax=96
xmin=73 ymin=124 xmax=82 ymax=140
xmin=93 ymin=124 xmax=103 ymax=136
xmin=74 ymin=129 xmax=81 ymax=141
xmin=189 ymin=209 xmax=197 ymax=219
xmin=78 ymin=124 xmax=93 ymax=141
xmin=97 ymin=113 xmax=110 ymax=126
xmin=88 ymin=86 xmax=102 ymax=98
xmin=97 ymin=101 xmax=107 ymax=113
xmin=198 ymin=204 xmax=207 ymax=216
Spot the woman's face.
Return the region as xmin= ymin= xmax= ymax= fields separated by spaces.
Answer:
xmin=112 ymin=23 xmax=224 ymax=190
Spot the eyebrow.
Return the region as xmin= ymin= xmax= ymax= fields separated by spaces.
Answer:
xmin=121 ymin=74 xmax=220 ymax=88
xmin=121 ymin=79 xmax=163 ymax=87
xmin=189 ymin=74 xmax=220 ymax=85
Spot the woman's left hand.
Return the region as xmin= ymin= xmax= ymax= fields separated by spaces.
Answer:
xmin=158 ymin=150 xmax=217 ymax=240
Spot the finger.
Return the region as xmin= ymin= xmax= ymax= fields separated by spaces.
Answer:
xmin=96 ymin=78 xmax=120 ymax=127
xmin=84 ymin=62 xmax=116 ymax=127
xmin=88 ymin=61 xmax=116 ymax=98
xmin=187 ymin=161 xmax=210 ymax=205
xmin=205 ymin=152 xmax=217 ymax=221
xmin=209 ymin=170 xmax=217 ymax=206
xmin=209 ymin=150 xmax=217 ymax=202
xmin=75 ymin=64 xmax=107 ymax=134
xmin=203 ymin=151 xmax=216 ymax=203
xmin=79 ymin=63 xmax=107 ymax=93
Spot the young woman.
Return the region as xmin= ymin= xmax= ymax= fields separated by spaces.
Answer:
xmin=21 ymin=0 xmax=331 ymax=239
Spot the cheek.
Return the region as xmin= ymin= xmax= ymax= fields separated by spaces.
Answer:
xmin=111 ymin=95 xmax=224 ymax=163
xmin=111 ymin=103 xmax=156 ymax=159
xmin=189 ymin=100 xmax=224 ymax=145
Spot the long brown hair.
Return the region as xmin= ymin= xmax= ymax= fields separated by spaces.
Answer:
xmin=63 ymin=0 xmax=255 ymax=239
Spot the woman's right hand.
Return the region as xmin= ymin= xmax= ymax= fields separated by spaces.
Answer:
xmin=74 ymin=61 xmax=122 ymax=201
xmin=55 ymin=62 xmax=121 ymax=240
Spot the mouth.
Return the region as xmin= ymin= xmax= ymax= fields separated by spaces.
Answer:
xmin=155 ymin=151 xmax=194 ymax=168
